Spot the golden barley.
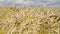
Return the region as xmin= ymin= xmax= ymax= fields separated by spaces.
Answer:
xmin=0 ymin=6 xmax=60 ymax=34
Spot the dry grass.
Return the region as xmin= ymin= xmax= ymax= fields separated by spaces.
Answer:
xmin=0 ymin=6 xmax=60 ymax=34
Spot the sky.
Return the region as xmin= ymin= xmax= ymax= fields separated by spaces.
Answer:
xmin=0 ymin=0 xmax=60 ymax=7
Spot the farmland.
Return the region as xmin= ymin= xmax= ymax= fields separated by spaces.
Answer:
xmin=0 ymin=6 xmax=60 ymax=34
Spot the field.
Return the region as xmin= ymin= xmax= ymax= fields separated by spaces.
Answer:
xmin=0 ymin=6 xmax=60 ymax=34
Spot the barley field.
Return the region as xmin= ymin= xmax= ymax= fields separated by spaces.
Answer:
xmin=0 ymin=6 xmax=60 ymax=34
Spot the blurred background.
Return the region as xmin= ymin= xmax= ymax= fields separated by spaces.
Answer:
xmin=0 ymin=0 xmax=60 ymax=7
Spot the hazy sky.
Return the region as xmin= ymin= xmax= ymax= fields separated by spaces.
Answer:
xmin=0 ymin=0 xmax=60 ymax=7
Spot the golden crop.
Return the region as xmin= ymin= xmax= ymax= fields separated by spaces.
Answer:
xmin=0 ymin=6 xmax=60 ymax=34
